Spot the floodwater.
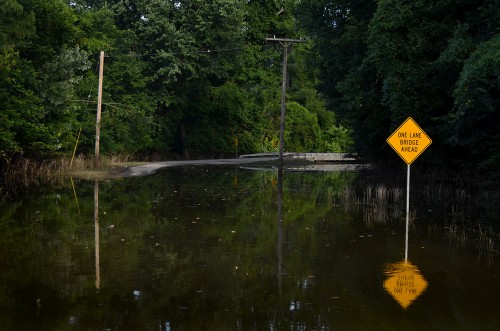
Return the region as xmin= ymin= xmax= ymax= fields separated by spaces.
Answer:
xmin=0 ymin=166 xmax=499 ymax=330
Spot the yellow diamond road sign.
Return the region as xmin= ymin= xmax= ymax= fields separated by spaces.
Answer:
xmin=387 ymin=117 xmax=432 ymax=164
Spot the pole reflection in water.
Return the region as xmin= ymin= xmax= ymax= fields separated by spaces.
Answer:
xmin=70 ymin=176 xmax=80 ymax=214
xmin=276 ymin=164 xmax=284 ymax=298
xmin=383 ymin=222 xmax=427 ymax=309
xmin=94 ymin=180 xmax=100 ymax=289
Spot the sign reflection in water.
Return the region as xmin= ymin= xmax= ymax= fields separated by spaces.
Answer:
xmin=383 ymin=260 xmax=428 ymax=309
xmin=383 ymin=218 xmax=428 ymax=309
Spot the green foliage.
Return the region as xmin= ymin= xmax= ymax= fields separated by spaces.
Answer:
xmin=284 ymin=102 xmax=353 ymax=152
xmin=300 ymin=0 xmax=499 ymax=175
xmin=0 ymin=49 xmax=45 ymax=156
xmin=186 ymin=81 xmax=256 ymax=155
xmin=138 ymin=0 xmax=249 ymax=157
xmin=1 ymin=0 xmax=357 ymax=163
xmin=7 ymin=0 xmax=498 ymax=177
xmin=0 ymin=0 xmax=35 ymax=46
xmin=297 ymin=0 xmax=380 ymax=156
xmin=449 ymin=34 xmax=500 ymax=166
xmin=285 ymin=102 xmax=321 ymax=151
xmin=0 ymin=0 xmax=92 ymax=158
xmin=363 ymin=0 xmax=499 ymax=168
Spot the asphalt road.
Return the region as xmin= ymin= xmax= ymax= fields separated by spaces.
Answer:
xmin=122 ymin=157 xmax=279 ymax=177
xmin=121 ymin=154 xmax=366 ymax=177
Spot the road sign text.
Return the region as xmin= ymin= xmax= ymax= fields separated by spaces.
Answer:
xmin=386 ymin=118 xmax=432 ymax=165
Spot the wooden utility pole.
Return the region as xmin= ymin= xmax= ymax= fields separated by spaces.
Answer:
xmin=95 ymin=51 xmax=104 ymax=167
xmin=266 ymin=37 xmax=306 ymax=164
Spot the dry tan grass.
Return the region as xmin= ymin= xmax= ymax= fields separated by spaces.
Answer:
xmin=1 ymin=155 xmax=147 ymax=185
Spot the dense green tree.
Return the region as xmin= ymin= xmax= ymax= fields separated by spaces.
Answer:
xmin=235 ymin=0 xmax=297 ymax=154
xmin=2 ymin=0 xmax=497 ymax=176
xmin=296 ymin=0 xmax=377 ymax=156
xmin=363 ymin=0 xmax=499 ymax=168
xmin=447 ymin=33 xmax=500 ymax=168
xmin=138 ymin=0 xmax=247 ymax=158
xmin=285 ymin=102 xmax=321 ymax=151
xmin=1 ymin=0 xmax=92 ymax=158
xmin=299 ymin=0 xmax=499 ymax=173
xmin=363 ymin=0 xmax=459 ymax=162
xmin=296 ymin=0 xmax=377 ymax=112
xmin=74 ymin=6 xmax=157 ymax=156
xmin=0 ymin=49 xmax=44 ymax=157
xmin=1 ymin=0 xmax=357 ymax=163
xmin=0 ymin=0 xmax=35 ymax=46
xmin=0 ymin=0 xmax=36 ymax=157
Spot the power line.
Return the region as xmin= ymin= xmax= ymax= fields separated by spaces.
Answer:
xmin=103 ymin=44 xmax=277 ymax=59
xmin=98 ymin=13 xmax=496 ymax=63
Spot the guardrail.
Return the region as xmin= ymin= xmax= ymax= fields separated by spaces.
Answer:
xmin=239 ymin=152 xmax=357 ymax=162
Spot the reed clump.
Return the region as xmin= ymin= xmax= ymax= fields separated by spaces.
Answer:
xmin=337 ymin=168 xmax=499 ymax=258
xmin=478 ymin=225 xmax=498 ymax=265
xmin=430 ymin=221 xmax=498 ymax=263
xmin=0 ymin=155 xmax=134 ymax=193
xmin=339 ymin=184 xmax=409 ymax=226
xmin=446 ymin=222 xmax=468 ymax=248
xmin=364 ymin=185 xmax=410 ymax=226
xmin=1 ymin=158 xmax=64 ymax=192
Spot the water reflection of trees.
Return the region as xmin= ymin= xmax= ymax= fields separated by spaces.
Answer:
xmin=0 ymin=167 xmax=359 ymax=329
xmin=0 ymin=167 xmax=499 ymax=329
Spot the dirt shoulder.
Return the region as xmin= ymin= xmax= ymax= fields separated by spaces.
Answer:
xmin=66 ymin=162 xmax=148 ymax=180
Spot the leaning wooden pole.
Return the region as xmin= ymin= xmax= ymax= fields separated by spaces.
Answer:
xmin=95 ymin=51 xmax=104 ymax=168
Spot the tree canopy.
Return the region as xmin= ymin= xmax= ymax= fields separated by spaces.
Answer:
xmin=298 ymin=0 xmax=499 ymax=173
xmin=0 ymin=0 xmax=498 ymax=175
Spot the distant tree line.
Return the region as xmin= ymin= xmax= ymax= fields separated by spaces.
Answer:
xmin=0 ymin=0 xmax=351 ymax=162
xmin=1 ymin=1 xmax=498 ymax=174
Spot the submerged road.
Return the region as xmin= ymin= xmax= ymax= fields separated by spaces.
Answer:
xmin=123 ymin=157 xmax=276 ymax=177
xmin=123 ymin=153 xmax=362 ymax=177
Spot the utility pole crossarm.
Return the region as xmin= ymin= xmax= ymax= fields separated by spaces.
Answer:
xmin=266 ymin=37 xmax=306 ymax=43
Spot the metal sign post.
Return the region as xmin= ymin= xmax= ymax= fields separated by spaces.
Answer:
xmin=387 ymin=117 xmax=432 ymax=262
xmin=405 ymin=164 xmax=410 ymax=261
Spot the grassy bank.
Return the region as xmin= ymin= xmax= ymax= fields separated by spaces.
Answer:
xmin=0 ymin=155 xmax=148 ymax=188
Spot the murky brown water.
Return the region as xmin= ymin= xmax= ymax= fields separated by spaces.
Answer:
xmin=0 ymin=166 xmax=499 ymax=330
